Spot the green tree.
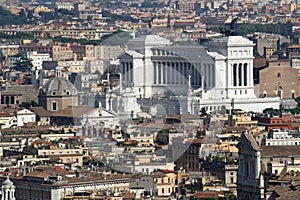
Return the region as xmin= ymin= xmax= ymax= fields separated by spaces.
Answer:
xmin=12 ymin=54 xmax=33 ymax=72
xmin=253 ymin=51 xmax=263 ymax=58
xmin=19 ymin=101 xmax=38 ymax=109
xmin=39 ymin=11 xmax=56 ymax=21
xmin=0 ymin=6 xmax=30 ymax=25
xmin=280 ymin=42 xmax=290 ymax=50
xmin=19 ymin=9 xmax=26 ymax=18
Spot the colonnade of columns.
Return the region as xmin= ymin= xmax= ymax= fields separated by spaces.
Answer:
xmin=121 ymin=62 xmax=133 ymax=86
xmin=153 ymin=61 xmax=214 ymax=88
xmin=0 ymin=95 xmax=18 ymax=105
xmin=232 ymin=63 xmax=249 ymax=87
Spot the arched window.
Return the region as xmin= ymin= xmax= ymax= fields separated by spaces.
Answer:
xmin=277 ymin=86 xmax=283 ymax=98
xmin=292 ymin=90 xmax=295 ymax=98
xmin=263 ymin=91 xmax=267 ymax=98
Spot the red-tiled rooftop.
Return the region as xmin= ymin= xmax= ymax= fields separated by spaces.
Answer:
xmin=159 ymin=169 xmax=175 ymax=174
xmin=287 ymin=45 xmax=300 ymax=49
xmin=193 ymin=191 xmax=224 ymax=198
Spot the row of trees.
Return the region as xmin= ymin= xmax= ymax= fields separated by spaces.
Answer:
xmin=38 ymin=9 xmax=78 ymax=22
xmin=102 ymin=10 xmax=139 ymax=24
xmin=0 ymin=32 xmax=34 ymax=39
xmin=0 ymin=6 xmax=88 ymax=26
xmin=234 ymin=22 xmax=293 ymax=38
xmin=217 ymin=22 xmax=294 ymax=38
xmin=51 ymin=29 xmax=131 ymax=46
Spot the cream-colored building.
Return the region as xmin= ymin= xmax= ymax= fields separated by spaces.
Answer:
xmin=38 ymin=147 xmax=88 ymax=166
xmin=94 ymin=45 xmax=125 ymax=60
xmin=34 ymin=6 xmax=53 ymax=14
xmin=153 ymin=170 xmax=179 ymax=196
xmin=52 ymin=45 xmax=73 ymax=61
xmin=231 ymin=112 xmax=258 ymax=128
xmin=55 ymin=2 xmax=74 ymax=10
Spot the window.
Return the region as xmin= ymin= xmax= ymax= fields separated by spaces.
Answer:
xmin=277 ymin=86 xmax=283 ymax=98
xmin=292 ymin=91 xmax=295 ymax=98
xmin=52 ymin=102 xmax=57 ymax=111
xmin=277 ymin=73 xmax=281 ymax=78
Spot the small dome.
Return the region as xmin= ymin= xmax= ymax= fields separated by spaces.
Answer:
xmin=2 ymin=177 xmax=15 ymax=189
xmin=41 ymin=77 xmax=77 ymax=94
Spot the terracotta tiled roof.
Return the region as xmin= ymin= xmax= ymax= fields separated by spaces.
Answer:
xmin=253 ymin=58 xmax=267 ymax=68
xmin=193 ymin=190 xmax=224 ymax=198
xmin=122 ymin=192 xmax=135 ymax=199
xmin=151 ymin=171 xmax=166 ymax=178
xmin=261 ymin=145 xmax=300 ymax=157
xmin=0 ymin=112 xmax=14 ymax=117
xmin=30 ymin=107 xmax=53 ymax=117
xmin=287 ymin=45 xmax=300 ymax=49
xmin=159 ymin=169 xmax=175 ymax=174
